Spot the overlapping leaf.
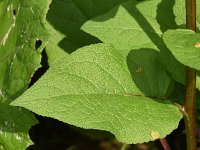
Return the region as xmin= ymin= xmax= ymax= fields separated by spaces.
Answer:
xmin=81 ymin=0 xmax=186 ymax=84
xmin=82 ymin=0 xmax=162 ymax=51
xmin=163 ymin=29 xmax=200 ymax=70
xmin=127 ymin=49 xmax=172 ymax=97
xmin=0 ymin=0 xmax=50 ymax=101
xmin=45 ymin=0 xmax=127 ymax=65
xmin=0 ymin=104 xmax=37 ymax=150
xmin=12 ymin=44 xmax=182 ymax=144
xmin=173 ymin=0 xmax=200 ymax=90
xmin=0 ymin=0 xmax=49 ymax=149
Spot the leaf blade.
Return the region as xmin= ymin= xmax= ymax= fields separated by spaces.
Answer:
xmin=0 ymin=103 xmax=37 ymax=150
xmin=163 ymin=29 xmax=200 ymax=70
xmin=11 ymin=44 xmax=182 ymax=144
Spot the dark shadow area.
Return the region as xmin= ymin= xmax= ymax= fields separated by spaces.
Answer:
xmin=85 ymin=6 xmax=121 ymax=22
xmin=28 ymin=115 xmax=174 ymax=150
xmin=166 ymin=119 xmax=186 ymax=150
xmin=127 ymin=48 xmax=172 ymax=97
xmin=0 ymin=104 xmax=37 ymax=133
xmin=35 ymin=39 xmax=42 ymax=50
xmin=122 ymin=1 xmax=168 ymax=51
xmin=46 ymin=0 xmax=99 ymax=53
xmin=12 ymin=9 xmax=17 ymax=16
xmin=121 ymin=0 xmax=186 ymax=84
xmin=27 ymin=115 xmax=115 ymax=150
xmin=29 ymin=50 xmax=49 ymax=87
xmin=46 ymin=0 xmax=127 ymax=53
xmin=85 ymin=0 xmax=185 ymax=84
xmin=156 ymin=0 xmax=178 ymax=32
xmin=71 ymin=0 xmax=128 ymax=20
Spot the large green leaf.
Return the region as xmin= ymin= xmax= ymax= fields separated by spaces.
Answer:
xmin=82 ymin=0 xmax=162 ymax=51
xmin=45 ymin=0 xmax=127 ymax=65
xmin=11 ymin=44 xmax=182 ymax=144
xmin=0 ymin=0 xmax=50 ymax=101
xmin=163 ymin=29 xmax=200 ymax=70
xmin=0 ymin=103 xmax=37 ymax=150
xmin=0 ymin=0 xmax=49 ymax=149
xmin=81 ymin=0 xmax=186 ymax=85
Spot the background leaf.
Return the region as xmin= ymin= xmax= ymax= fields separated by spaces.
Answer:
xmin=12 ymin=43 xmax=182 ymax=144
xmin=127 ymin=48 xmax=172 ymax=97
xmin=82 ymin=0 xmax=162 ymax=51
xmin=45 ymin=0 xmax=127 ymax=65
xmin=81 ymin=0 xmax=186 ymax=85
xmin=0 ymin=0 xmax=49 ymax=149
xmin=163 ymin=29 xmax=200 ymax=70
xmin=0 ymin=0 xmax=50 ymax=101
xmin=0 ymin=104 xmax=37 ymax=150
xmin=173 ymin=0 xmax=200 ymax=90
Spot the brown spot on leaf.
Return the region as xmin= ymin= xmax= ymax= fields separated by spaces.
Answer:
xmin=195 ymin=42 xmax=200 ymax=48
xmin=136 ymin=66 xmax=144 ymax=73
xmin=151 ymin=131 xmax=160 ymax=140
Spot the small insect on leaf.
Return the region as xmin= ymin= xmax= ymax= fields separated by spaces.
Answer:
xmin=151 ymin=131 xmax=160 ymax=140
xmin=136 ymin=66 xmax=144 ymax=73
xmin=195 ymin=42 xmax=200 ymax=48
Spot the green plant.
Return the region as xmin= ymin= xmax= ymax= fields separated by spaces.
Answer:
xmin=0 ymin=0 xmax=200 ymax=149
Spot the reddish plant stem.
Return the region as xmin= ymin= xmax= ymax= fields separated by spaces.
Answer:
xmin=185 ymin=0 xmax=197 ymax=150
xmin=160 ymin=138 xmax=171 ymax=150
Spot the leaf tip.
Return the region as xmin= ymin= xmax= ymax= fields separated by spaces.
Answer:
xmin=10 ymin=100 xmax=20 ymax=107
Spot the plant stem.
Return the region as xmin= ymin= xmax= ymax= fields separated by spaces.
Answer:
xmin=185 ymin=68 xmax=196 ymax=150
xmin=186 ymin=0 xmax=196 ymax=30
xmin=121 ymin=143 xmax=129 ymax=150
xmin=159 ymin=138 xmax=171 ymax=150
xmin=185 ymin=0 xmax=197 ymax=150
